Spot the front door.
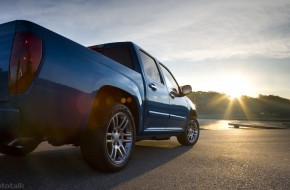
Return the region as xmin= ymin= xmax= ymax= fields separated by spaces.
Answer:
xmin=160 ymin=64 xmax=188 ymax=131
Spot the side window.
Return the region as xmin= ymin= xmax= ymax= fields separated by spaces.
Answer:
xmin=102 ymin=47 xmax=134 ymax=69
xmin=140 ymin=51 xmax=162 ymax=83
xmin=160 ymin=64 xmax=180 ymax=94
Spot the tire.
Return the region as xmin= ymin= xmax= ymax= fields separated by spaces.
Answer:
xmin=81 ymin=103 xmax=135 ymax=172
xmin=0 ymin=138 xmax=41 ymax=156
xmin=177 ymin=117 xmax=200 ymax=146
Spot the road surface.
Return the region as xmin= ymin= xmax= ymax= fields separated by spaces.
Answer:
xmin=1 ymin=120 xmax=290 ymax=189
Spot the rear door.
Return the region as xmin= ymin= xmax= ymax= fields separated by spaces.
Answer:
xmin=140 ymin=50 xmax=170 ymax=132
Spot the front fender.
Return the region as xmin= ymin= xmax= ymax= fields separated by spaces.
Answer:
xmin=185 ymin=96 xmax=197 ymax=118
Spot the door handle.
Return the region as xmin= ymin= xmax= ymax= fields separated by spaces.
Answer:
xmin=169 ymin=91 xmax=176 ymax=99
xmin=149 ymin=83 xmax=157 ymax=91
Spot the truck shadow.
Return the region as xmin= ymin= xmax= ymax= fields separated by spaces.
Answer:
xmin=0 ymin=140 xmax=192 ymax=189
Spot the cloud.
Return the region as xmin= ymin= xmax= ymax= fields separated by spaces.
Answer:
xmin=1 ymin=0 xmax=290 ymax=61
xmin=146 ymin=0 xmax=290 ymax=61
xmin=1 ymin=0 xmax=290 ymax=98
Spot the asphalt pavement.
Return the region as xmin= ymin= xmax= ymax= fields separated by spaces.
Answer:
xmin=1 ymin=120 xmax=290 ymax=189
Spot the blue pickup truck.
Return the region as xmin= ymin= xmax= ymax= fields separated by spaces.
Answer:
xmin=0 ymin=20 xmax=199 ymax=172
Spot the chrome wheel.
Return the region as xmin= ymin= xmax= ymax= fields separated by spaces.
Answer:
xmin=106 ymin=112 xmax=133 ymax=165
xmin=187 ymin=120 xmax=199 ymax=143
xmin=177 ymin=117 xmax=200 ymax=146
xmin=81 ymin=103 xmax=135 ymax=172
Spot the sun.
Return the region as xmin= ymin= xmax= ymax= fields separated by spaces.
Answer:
xmin=218 ymin=75 xmax=252 ymax=100
xmin=228 ymin=92 xmax=241 ymax=100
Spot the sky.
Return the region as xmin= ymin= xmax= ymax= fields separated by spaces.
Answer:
xmin=1 ymin=0 xmax=290 ymax=99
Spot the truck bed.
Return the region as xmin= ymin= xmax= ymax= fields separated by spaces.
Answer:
xmin=0 ymin=20 xmax=144 ymax=141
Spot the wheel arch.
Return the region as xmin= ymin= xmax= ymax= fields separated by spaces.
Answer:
xmin=190 ymin=109 xmax=197 ymax=118
xmin=90 ymin=85 xmax=142 ymax=134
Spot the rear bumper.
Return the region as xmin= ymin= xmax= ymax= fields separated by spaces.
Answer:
xmin=0 ymin=104 xmax=20 ymax=140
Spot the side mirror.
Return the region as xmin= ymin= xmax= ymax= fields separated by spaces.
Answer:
xmin=181 ymin=85 xmax=192 ymax=96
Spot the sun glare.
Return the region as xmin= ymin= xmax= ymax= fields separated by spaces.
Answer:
xmin=228 ymin=93 xmax=241 ymax=100
xmin=219 ymin=75 xmax=252 ymax=100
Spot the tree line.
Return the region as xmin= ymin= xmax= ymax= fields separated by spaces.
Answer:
xmin=187 ymin=91 xmax=290 ymax=120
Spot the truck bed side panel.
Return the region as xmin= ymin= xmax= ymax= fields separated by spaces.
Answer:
xmin=0 ymin=22 xmax=16 ymax=102
xmin=6 ymin=20 xmax=144 ymax=138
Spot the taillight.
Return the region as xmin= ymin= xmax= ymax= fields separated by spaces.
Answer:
xmin=9 ymin=32 xmax=42 ymax=93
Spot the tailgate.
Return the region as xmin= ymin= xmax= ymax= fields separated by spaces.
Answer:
xmin=0 ymin=21 xmax=16 ymax=102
